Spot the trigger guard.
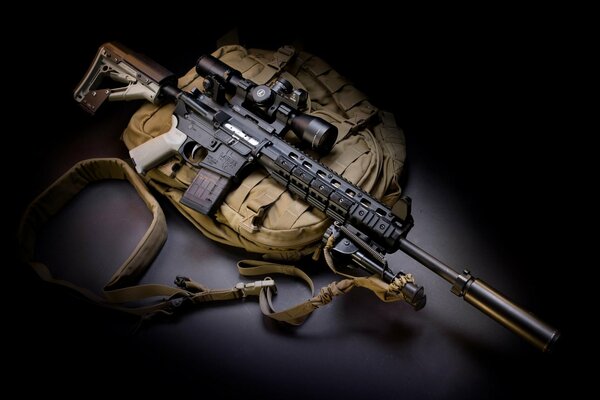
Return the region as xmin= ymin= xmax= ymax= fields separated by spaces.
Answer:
xmin=180 ymin=140 xmax=205 ymax=167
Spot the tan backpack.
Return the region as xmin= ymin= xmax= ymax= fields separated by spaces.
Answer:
xmin=123 ymin=44 xmax=407 ymax=261
xmin=19 ymin=44 xmax=414 ymax=324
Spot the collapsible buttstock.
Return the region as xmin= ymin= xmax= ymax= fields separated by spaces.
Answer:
xmin=73 ymin=42 xmax=176 ymax=114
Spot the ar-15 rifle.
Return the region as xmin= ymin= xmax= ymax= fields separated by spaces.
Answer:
xmin=74 ymin=42 xmax=559 ymax=351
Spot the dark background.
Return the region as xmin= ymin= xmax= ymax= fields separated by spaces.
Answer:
xmin=9 ymin=9 xmax=582 ymax=398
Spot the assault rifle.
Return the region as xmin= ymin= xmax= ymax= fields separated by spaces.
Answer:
xmin=74 ymin=42 xmax=559 ymax=351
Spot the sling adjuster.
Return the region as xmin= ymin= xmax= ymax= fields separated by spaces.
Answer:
xmin=235 ymin=278 xmax=276 ymax=297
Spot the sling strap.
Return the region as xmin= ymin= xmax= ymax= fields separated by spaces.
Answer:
xmin=237 ymin=259 xmax=411 ymax=326
xmin=18 ymin=157 xmax=411 ymax=324
xmin=18 ymin=158 xmax=166 ymax=292
xmin=17 ymin=158 xmax=271 ymax=318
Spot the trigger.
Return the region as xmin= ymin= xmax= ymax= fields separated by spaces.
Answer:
xmin=192 ymin=144 xmax=202 ymax=159
xmin=187 ymin=143 xmax=207 ymax=164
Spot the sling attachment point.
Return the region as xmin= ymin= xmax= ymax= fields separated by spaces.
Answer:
xmin=388 ymin=274 xmax=415 ymax=295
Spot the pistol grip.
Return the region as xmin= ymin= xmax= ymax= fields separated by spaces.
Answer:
xmin=129 ymin=115 xmax=186 ymax=173
xmin=180 ymin=168 xmax=233 ymax=215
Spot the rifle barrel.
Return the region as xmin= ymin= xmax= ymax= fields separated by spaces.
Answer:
xmin=399 ymin=238 xmax=559 ymax=351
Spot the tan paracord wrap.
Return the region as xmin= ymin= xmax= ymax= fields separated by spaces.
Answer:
xmin=237 ymin=260 xmax=411 ymax=326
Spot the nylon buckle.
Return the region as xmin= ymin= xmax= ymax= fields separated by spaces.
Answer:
xmin=167 ymin=295 xmax=191 ymax=311
xmin=235 ymin=278 xmax=276 ymax=297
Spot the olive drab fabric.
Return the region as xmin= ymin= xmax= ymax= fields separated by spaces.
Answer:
xmin=123 ymin=45 xmax=407 ymax=260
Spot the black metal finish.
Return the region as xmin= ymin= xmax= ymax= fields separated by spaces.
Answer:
xmin=399 ymin=237 xmax=559 ymax=352
xmin=463 ymin=279 xmax=560 ymax=352
xmin=197 ymin=54 xmax=337 ymax=154
xmin=196 ymin=54 xmax=242 ymax=90
xmin=398 ymin=238 xmax=459 ymax=283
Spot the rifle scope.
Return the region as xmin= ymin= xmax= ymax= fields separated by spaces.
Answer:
xmin=197 ymin=55 xmax=337 ymax=154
